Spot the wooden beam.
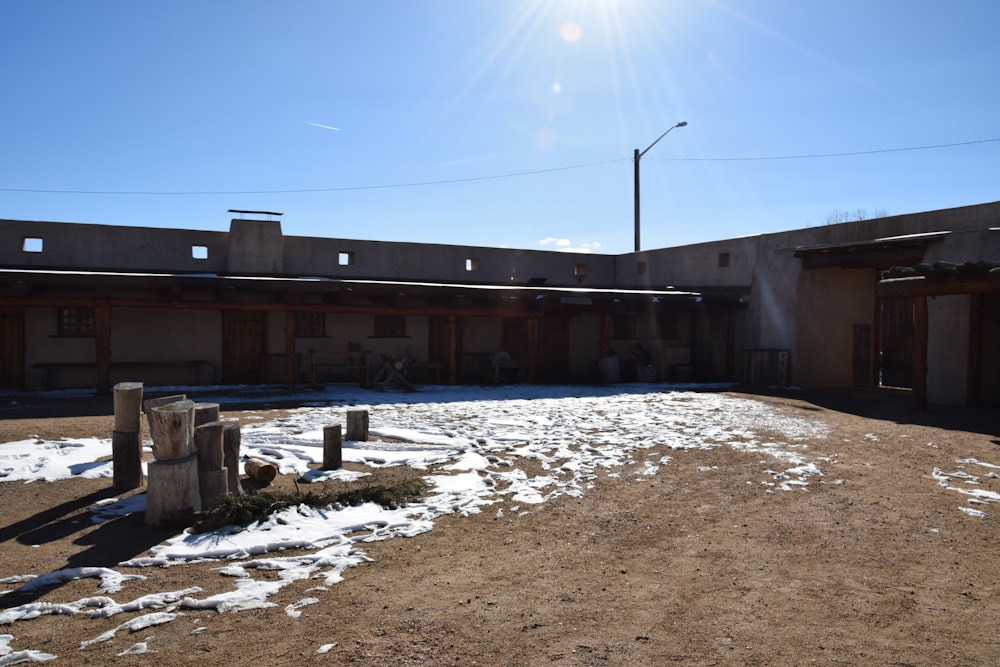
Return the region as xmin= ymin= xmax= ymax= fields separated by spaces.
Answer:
xmin=878 ymin=275 xmax=1000 ymax=298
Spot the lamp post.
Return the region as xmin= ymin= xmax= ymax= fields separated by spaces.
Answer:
xmin=634 ymin=121 xmax=687 ymax=252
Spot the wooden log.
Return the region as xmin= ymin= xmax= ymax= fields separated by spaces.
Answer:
xmin=112 ymin=430 xmax=144 ymax=490
xmin=113 ymin=382 xmax=144 ymax=433
xmin=194 ymin=420 xmax=225 ymax=470
xmin=112 ymin=382 xmax=145 ymax=490
xmin=149 ymin=400 xmax=195 ymax=461
xmin=222 ymin=418 xmax=243 ymax=495
xmin=244 ymin=457 xmax=277 ymax=485
xmin=193 ymin=402 xmax=220 ymax=427
xmin=346 ymin=409 xmax=369 ymax=441
xmin=145 ymin=454 xmax=200 ymax=527
xmin=198 ymin=467 xmax=229 ymax=507
xmin=143 ymin=394 xmax=187 ymax=443
xmin=323 ymin=424 xmax=342 ymax=470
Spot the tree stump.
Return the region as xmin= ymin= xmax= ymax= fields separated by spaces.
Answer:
xmin=222 ymin=418 xmax=243 ymax=495
xmin=145 ymin=454 xmax=200 ymax=527
xmin=112 ymin=382 xmax=144 ymax=490
xmin=197 ymin=468 xmax=229 ymax=507
xmin=149 ymin=400 xmax=196 ymax=460
xmin=113 ymin=382 xmax=144 ymax=433
xmin=112 ymin=430 xmax=144 ymax=491
xmin=195 ymin=420 xmax=227 ymax=507
xmin=193 ymin=402 xmax=220 ymax=427
xmin=143 ymin=394 xmax=187 ymax=443
xmin=194 ymin=421 xmax=225 ymax=470
xmin=323 ymin=424 xmax=342 ymax=470
xmin=244 ymin=457 xmax=277 ymax=485
xmin=346 ymin=409 xmax=369 ymax=442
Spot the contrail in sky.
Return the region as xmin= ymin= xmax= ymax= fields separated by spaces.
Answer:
xmin=303 ymin=121 xmax=340 ymax=131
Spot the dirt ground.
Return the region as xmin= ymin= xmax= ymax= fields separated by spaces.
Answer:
xmin=0 ymin=388 xmax=997 ymax=666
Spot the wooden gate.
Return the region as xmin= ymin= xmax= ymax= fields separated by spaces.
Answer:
xmin=879 ymin=297 xmax=913 ymax=388
xmin=222 ymin=311 xmax=266 ymax=384
xmin=0 ymin=307 xmax=24 ymax=388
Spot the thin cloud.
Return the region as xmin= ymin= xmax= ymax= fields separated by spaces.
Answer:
xmin=302 ymin=121 xmax=340 ymax=131
xmin=538 ymin=238 xmax=602 ymax=253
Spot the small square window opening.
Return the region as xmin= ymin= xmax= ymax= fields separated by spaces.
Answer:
xmin=466 ymin=258 xmax=480 ymax=271
xmin=338 ymin=252 xmax=353 ymax=266
xmin=192 ymin=245 xmax=208 ymax=260
xmin=23 ymin=237 xmax=43 ymax=253
xmin=718 ymin=252 xmax=731 ymax=268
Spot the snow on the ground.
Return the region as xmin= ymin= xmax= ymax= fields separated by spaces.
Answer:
xmin=0 ymin=382 xmax=988 ymax=659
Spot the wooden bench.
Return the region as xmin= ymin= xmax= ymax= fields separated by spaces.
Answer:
xmin=309 ymin=350 xmax=371 ymax=387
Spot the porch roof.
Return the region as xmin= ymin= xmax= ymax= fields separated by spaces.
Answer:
xmin=0 ymin=268 xmax=703 ymax=316
xmin=793 ymin=231 xmax=949 ymax=269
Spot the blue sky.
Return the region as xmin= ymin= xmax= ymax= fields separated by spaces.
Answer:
xmin=2 ymin=1 xmax=997 ymax=254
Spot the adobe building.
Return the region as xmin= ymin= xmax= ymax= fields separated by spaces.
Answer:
xmin=0 ymin=201 xmax=997 ymax=408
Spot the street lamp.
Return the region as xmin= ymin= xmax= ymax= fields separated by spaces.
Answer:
xmin=634 ymin=121 xmax=687 ymax=252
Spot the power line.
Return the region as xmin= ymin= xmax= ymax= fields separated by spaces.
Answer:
xmin=1 ymin=138 xmax=997 ymax=197
xmin=654 ymin=137 xmax=1000 ymax=162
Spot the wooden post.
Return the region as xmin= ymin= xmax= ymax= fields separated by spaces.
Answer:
xmin=913 ymin=296 xmax=928 ymax=411
xmin=448 ymin=315 xmax=458 ymax=385
xmin=112 ymin=382 xmax=144 ymax=491
xmin=323 ymin=424 xmax=342 ymax=470
xmin=222 ymin=418 xmax=243 ymax=495
xmin=346 ymin=409 xmax=369 ymax=441
xmin=197 ymin=419 xmax=228 ymax=507
xmin=95 ymin=305 xmax=112 ymax=394
xmin=284 ymin=310 xmax=297 ymax=390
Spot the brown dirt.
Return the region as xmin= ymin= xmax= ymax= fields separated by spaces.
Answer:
xmin=0 ymin=389 xmax=998 ymax=666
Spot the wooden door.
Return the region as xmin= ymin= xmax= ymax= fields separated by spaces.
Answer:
xmin=879 ymin=297 xmax=913 ymax=388
xmin=536 ymin=317 xmax=569 ymax=382
xmin=429 ymin=316 xmax=461 ymax=381
xmin=222 ymin=310 xmax=266 ymax=384
xmin=0 ymin=307 xmax=24 ymax=388
xmin=502 ymin=318 xmax=530 ymax=363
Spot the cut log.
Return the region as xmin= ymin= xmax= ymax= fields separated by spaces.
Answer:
xmin=193 ymin=402 xmax=220 ymax=427
xmin=149 ymin=400 xmax=195 ymax=461
xmin=112 ymin=382 xmax=145 ymax=491
xmin=142 ymin=394 xmax=187 ymax=443
xmin=346 ymin=409 xmax=369 ymax=441
xmin=112 ymin=430 xmax=144 ymax=491
xmin=244 ymin=457 xmax=277 ymax=485
xmin=222 ymin=418 xmax=243 ymax=495
xmin=194 ymin=420 xmax=225 ymax=470
xmin=145 ymin=454 xmax=200 ymax=527
xmin=323 ymin=424 xmax=342 ymax=470
xmin=198 ymin=467 xmax=229 ymax=507
xmin=113 ymin=382 xmax=144 ymax=433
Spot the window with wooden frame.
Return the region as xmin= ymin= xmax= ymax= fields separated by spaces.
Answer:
xmin=294 ymin=312 xmax=326 ymax=338
xmin=58 ymin=307 xmax=95 ymax=337
xmin=373 ymin=314 xmax=406 ymax=338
